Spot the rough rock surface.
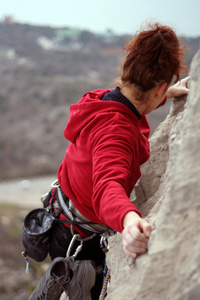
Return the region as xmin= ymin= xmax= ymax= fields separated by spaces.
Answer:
xmin=107 ymin=49 xmax=200 ymax=300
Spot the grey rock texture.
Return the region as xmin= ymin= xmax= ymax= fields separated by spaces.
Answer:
xmin=107 ymin=49 xmax=200 ymax=300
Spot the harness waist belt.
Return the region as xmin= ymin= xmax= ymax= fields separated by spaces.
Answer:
xmin=56 ymin=187 xmax=115 ymax=236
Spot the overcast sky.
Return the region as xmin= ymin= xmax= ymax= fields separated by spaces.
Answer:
xmin=1 ymin=0 xmax=200 ymax=37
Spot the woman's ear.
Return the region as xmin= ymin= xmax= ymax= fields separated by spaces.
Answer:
xmin=156 ymin=82 xmax=168 ymax=97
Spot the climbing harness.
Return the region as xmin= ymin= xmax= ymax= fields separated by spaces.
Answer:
xmin=48 ymin=179 xmax=116 ymax=237
xmin=22 ymin=178 xmax=115 ymax=300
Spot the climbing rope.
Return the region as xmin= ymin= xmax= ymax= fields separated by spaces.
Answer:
xmin=98 ymin=234 xmax=111 ymax=299
xmin=99 ymin=268 xmax=111 ymax=300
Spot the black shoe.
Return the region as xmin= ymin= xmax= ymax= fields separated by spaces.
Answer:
xmin=29 ymin=257 xmax=70 ymax=300
xmin=66 ymin=259 xmax=96 ymax=300
xmin=29 ymin=257 xmax=96 ymax=300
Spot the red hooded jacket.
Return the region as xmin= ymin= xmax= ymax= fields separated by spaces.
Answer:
xmin=57 ymin=88 xmax=166 ymax=233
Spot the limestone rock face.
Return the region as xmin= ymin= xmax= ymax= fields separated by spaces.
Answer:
xmin=107 ymin=49 xmax=200 ymax=300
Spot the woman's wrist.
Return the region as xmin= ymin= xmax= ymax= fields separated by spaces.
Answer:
xmin=166 ymin=87 xmax=173 ymax=99
xmin=123 ymin=211 xmax=141 ymax=228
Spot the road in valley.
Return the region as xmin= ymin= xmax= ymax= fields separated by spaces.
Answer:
xmin=0 ymin=175 xmax=57 ymax=208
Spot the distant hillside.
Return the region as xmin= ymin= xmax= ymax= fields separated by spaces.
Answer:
xmin=0 ymin=22 xmax=199 ymax=180
xmin=0 ymin=23 xmax=128 ymax=77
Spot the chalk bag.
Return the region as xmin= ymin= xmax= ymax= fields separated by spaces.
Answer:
xmin=22 ymin=208 xmax=55 ymax=262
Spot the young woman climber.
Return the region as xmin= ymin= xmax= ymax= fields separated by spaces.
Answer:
xmin=27 ymin=22 xmax=190 ymax=300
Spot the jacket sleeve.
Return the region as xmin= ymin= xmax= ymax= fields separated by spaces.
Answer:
xmin=91 ymin=123 xmax=142 ymax=233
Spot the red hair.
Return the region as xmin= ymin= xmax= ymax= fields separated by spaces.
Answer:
xmin=121 ymin=23 xmax=187 ymax=92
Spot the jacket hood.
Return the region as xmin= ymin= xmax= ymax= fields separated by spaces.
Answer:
xmin=64 ymin=88 xmax=139 ymax=143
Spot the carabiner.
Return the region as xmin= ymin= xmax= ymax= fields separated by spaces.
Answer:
xmin=66 ymin=234 xmax=83 ymax=258
xmin=100 ymin=234 xmax=109 ymax=253
xmin=51 ymin=179 xmax=60 ymax=189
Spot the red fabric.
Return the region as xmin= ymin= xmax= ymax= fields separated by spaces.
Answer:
xmin=49 ymin=189 xmax=88 ymax=237
xmin=57 ymin=89 xmax=165 ymax=233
